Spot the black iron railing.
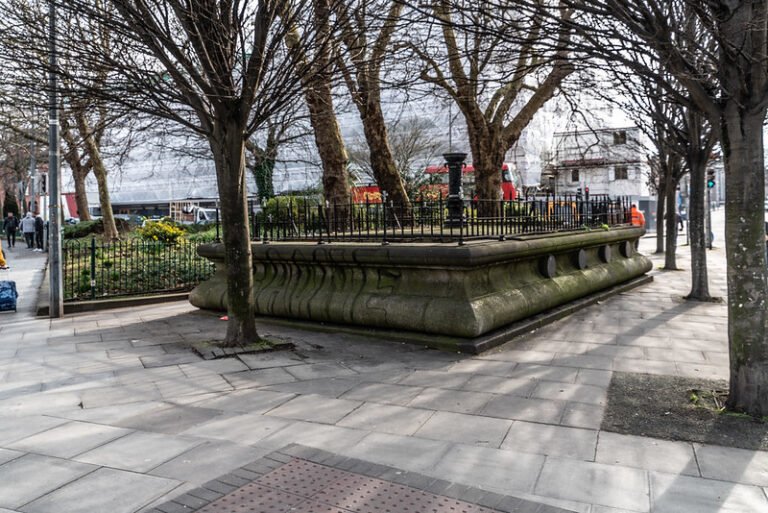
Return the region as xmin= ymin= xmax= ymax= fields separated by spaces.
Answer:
xmin=246 ymin=195 xmax=632 ymax=244
xmin=63 ymin=238 xmax=215 ymax=301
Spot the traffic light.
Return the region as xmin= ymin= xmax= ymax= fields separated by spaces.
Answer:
xmin=39 ymin=173 xmax=47 ymax=194
xmin=706 ymin=169 xmax=715 ymax=189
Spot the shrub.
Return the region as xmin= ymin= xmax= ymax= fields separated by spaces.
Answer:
xmin=187 ymin=227 xmax=218 ymax=242
xmin=136 ymin=220 xmax=185 ymax=244
xmin=261 ymin=196 xmax=315 ymax=221
xmin=64 ymin=220 xmax=102 ymax=239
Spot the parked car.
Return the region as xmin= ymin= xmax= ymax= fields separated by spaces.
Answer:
xmin=64 ymin=217 xmax=79 ymax=225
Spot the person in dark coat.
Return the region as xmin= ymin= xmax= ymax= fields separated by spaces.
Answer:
xmin=3 ymin=212 xmax=18 ymax=248
xmin=34 ymin=214 xmax=44 ymax=251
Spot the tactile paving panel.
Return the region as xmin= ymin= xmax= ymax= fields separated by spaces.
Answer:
xmin=197 ymin=459 xmax=501 ymax=513
xmin=195 ymin=482 xmax=305 ymax=513
xmin=256 ymin=458 xmax=350 ymax=497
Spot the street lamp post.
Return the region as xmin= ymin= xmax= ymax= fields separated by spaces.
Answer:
xmin=48 ymin=0 xmax=63 ymax=318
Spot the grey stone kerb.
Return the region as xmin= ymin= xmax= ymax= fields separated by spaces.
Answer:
xmin=190 ymin=227 xmax=651 ymax=342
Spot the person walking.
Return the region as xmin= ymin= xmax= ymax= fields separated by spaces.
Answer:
xmin=3 ymin=212 xmax=18 ymax=248
xmin=34 ymin=214 xmax=45 ymax=252
xmin=630 ymin=203 xmax=646 ymax=227
xmin=20 ymin=213 xmax=36 ymax=249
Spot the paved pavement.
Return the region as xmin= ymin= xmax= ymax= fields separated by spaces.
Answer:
xmin=0 ymin=211 xmax=766 ymax=513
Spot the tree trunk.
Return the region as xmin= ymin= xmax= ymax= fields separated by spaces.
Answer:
xmin=304 ymin=85 xmax=349 ymax=207
xmin=210 ymin=115 xmax=259 ymax=347
xmin=468 ymin=123 xmax=505 ymax=217
xmin=721 ymin=109 xmax=768 ymax=416
xmin=75 ymin=110 xmax=117 ymax=239
xmin=360 ymin=103 xmax=411 ymax=209
xmin=71 ymin=165 xmax=92 ymax=222
xmin=61 ymin=117 xmax=91 ymax=222
xmin=655 ymin=179 xmax=666 ymax=254
xmin=663 ymin=176 xmax=679 ymax=270
xmin=686 ymin=157 xmax=710 ymax=300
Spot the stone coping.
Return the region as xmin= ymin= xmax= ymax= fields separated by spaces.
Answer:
xmin=198 ymin=227 xmax=645 ymax=268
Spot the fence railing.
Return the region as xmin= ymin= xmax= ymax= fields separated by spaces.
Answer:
xmin=63 ymin=239 xmax=215 ymax=302
xmin=248 ymin=195 xmax=632 ymax=244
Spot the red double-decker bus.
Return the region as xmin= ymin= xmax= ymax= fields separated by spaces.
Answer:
xmin=349 ymin=163 xmax=517 ymax=203
xmin=422 ymin=162 xmax=517 ymax=200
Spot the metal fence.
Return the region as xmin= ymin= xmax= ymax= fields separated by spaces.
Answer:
xmin=63 ymin=238 xmax=215 ymax=301
xmin=249 ymin=195 xmax=632 ymax=244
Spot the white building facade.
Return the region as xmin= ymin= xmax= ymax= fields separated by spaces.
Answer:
xmin=546 ymin=127 xmax=651 ymax=199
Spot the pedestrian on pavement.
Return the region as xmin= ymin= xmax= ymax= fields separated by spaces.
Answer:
xmin=34 ymin=214 xmax=44 ymax=251
xmin=630 ymin=203 xmax=646 ymax=227
xmin=20 ymin=212 xmax=36 ymax=249
xmin=3 ymin=212 xmax=18 ymax=248
xmin=0 ymin=238 xmax=8 ymax=269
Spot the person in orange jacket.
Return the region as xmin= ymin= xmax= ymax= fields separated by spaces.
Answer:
xmin=0 ymin=239 xmax=8 ymax=270
xmin=630 ymin=203 xmax=645 ymax=227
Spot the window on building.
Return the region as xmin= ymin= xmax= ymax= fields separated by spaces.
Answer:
xmin=613 ymin=131 xmax=627 ymax=145
xmin=614 ymin=165 xmax=629 ymax=180
xmin=571 ymin=169 xmax=580 ymax=182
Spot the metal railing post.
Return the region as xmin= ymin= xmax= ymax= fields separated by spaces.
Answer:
xmin=89 ymin=237 xmax=96 ymax=300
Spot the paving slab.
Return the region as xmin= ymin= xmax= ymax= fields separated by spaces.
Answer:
xmin=19 ymin=467 xmax=179 ymax=513
xmin=266 ymin=394 xmax=362 ymax=424
xmin=595 ymin=432 xmax=699 ymax=477
xmin=0 ymin=454 xmax=96 ymax=510
xmin=0 ymin=448 xmax=23 ymax=466
xmin=502 ymin=422 xmax=598 ymax=460
xmin=460 ymin=374 xmax=537 ymax=396
xmin=6 ymin=421 xmax=132 ymax=458
xmin=398 ymin=369 xmax=472 ymax=389
xmin=481 ymin=394 xmax=565 ymax=423
xmin=338 ymin=382 xmax=424 ymax=406
xmin=236 ymin=352 xmax=306 ymax=370
xmin=73 ymin=431 xmax=202 ymax=472
xmin=414 ymin=411 xmax=512 ymax=448
xmin=342 ymin=432 xmax=451 ymax=472
xmin=221 ymin=367 xmax=297 ymax=389
xmin=336 ymin=402 xmax=434 ymax=436
xmin=408 ymin=387 xmax=493 ymax=414
xmin=530 ymin=381 xmax=607 ymax=405
xmin=282 ymin=362 xmax=358 ymax=381
xmin=109 ymin=404 xmax=225 ymax=434
xmin=263 ymin=377 xmax=361 ymax=398
xmin=0 ymin=416 xmax=68 ymax=446
xmin=534 ymin=458 xmax=649 ymax=512
xmin=189 ymin=388 xmax=295 ymax=414
xmin=650 ymin=471 xmax=768 ymax=513
xmin=255 ymin=421 xmax=368 ymax=454
xmin=693 ymin=443 xmax=768 ymax=487
xmin=430 ymin=444 xmax=546 ymax=494
xmin=148 ymin=441 xmax=269 ymax=484
xmin=181 ymin=412 xmax=292 ymax=445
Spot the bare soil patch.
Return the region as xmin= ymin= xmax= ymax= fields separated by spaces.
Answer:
xmin=602 ymin=372 xmax=768 ymax=450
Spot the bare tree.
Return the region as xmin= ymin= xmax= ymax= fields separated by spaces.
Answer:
xmin=56 ymin=0 xmax=336 ymax=346
xmin=556 ymin=0 xmax=768 ymax=415
xmin=285 ymin=0 xmax=350 ymax=207
xmin=332 ymin=0 xmax=411 ymax=208
xmin=348 ymin=116 xmax=444 ymax=198
xmin=403 ymin=0 xmax=574 ymax=213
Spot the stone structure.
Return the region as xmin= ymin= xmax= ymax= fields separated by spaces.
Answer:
xmin=191 ymin=227 xmax=651 ymax=352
